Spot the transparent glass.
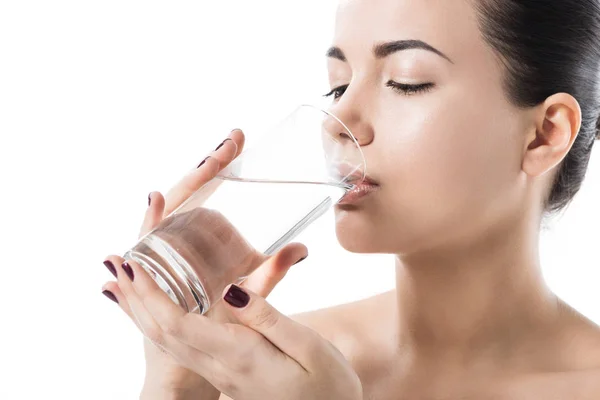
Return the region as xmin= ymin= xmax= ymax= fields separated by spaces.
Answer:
xmin=123 ymin=104 xmax=366 ymax=314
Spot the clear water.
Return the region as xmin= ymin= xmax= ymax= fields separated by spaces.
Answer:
xmin=125 ymin=177 xmax=348 ymax=313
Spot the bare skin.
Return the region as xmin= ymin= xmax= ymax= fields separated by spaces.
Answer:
xmin=220 ymin=0 xmax=600 ymax=397
xmin=216 ymin=290 xmax=600 ymax=399
xmin=102 ymin=0 xmax=600 ymax=397
xmin=284 ymin=292 xmax=600 ymax=399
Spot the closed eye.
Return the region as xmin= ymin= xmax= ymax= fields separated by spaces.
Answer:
xmin=322 ymin=84 xmax=349 ymax=100
xmin=323 ymin=81 xmax=435 ymax=101
xmin=386 ymin=81 xmax=434 ymax=95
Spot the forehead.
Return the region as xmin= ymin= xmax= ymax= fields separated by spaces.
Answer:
xmin=332 ymin=0 xmax=484 ymax=64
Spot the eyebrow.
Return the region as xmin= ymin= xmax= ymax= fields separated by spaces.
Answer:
xmin=326 ymin=39 xmax=454 ymax=64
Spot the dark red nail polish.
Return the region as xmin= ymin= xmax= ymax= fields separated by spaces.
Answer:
xmin=224 ymin=284 xmax=249 ymax=308
xmin=148 ymin=193 xmax=152 ymax=206
xmin=103 ymin=290 xmax=118 ymax=304
xmin=215 ymin=138 xmax=232 ymax=151
xmin=197 ymin=156 xmax=210 ymax=169
xmin=103 ymin=260 xmax=117 ymax=278
xmin=122 ymin=262 xmax=135 ymax=281
xmin=293 ymin=255 xmax=308 ymax=265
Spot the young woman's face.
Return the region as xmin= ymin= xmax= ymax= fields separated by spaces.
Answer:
xmin=328 ymin=0 xmax=533 ymax=254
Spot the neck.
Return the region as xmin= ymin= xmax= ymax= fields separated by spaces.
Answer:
xmin=392 ymin=212 xmax=559 ymax=365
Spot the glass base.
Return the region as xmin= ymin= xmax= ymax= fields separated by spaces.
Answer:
xmin=123 ymin=234 xmax=210 ymax=314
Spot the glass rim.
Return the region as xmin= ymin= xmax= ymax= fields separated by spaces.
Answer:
xmin=297 ymin=103 xmax=367 ymax=182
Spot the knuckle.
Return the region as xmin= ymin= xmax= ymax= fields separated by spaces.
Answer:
xmin=159 ymin=316 xmax=182 ymax=337
xmin=234 ymin=337 xmax=261 ymax=374
xmin=251 ymin=307 xmax=279 ymax=330
xmin=223 ymin=324 xmax=260 ymax=374
xmin=210 ymin=363 xmax=238 ymax=396
xmin=234 ymin=354 xmax=253 ymax=375
xmin=224 ymin=322 xmax=245 ymax=338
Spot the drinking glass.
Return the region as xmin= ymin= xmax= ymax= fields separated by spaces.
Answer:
xmin=123 ymin=104 xmax=366 ymax=314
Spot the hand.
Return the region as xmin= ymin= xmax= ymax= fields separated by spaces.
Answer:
xmin=115 ymin=261 xmax=363 ymax=400
xmin=101 ymin=129 xmax=309 ymax=397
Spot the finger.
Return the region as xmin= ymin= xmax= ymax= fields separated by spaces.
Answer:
xmin=123 ymin=258 xmax=238 ymax=360
xmin=163 ymin=129 xmax=245 ymax=217
xmin=101 ymin=280 xmax=142 ymax=331
xmin=105 ymin=256 xmax=145 ymax=324
xmin=113 ymin=257 xmax=221 ymax=375
xmin=106 ymin=255 xmax=158 ymax=334
xmin=205 ymin=135 xmax=239 ymax=168
xmin=162 ymin=155 xmax=220 ymax=218
xmin=241 ymin=243 xmax=308 ymax=298
xmin=103 ymin=264 xmax=203 ymax=365
xmin=229 ymin=128 xmax=245 ymax=158
xmin=139 ymin=191 xmax=166 ymax=238
xmin=221 ymin=284 xmax=320 ymax=370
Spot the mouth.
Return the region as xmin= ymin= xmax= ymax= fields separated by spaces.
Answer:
xmin=331 ymin=163 xmax=380 ymax=206
xmin=337 ymin=179 xmax=380 ymax=205
xmin=331 ymin=163 xmax=379 ymax=187
xmin=344 ymin=172 xmax=379 ymax=187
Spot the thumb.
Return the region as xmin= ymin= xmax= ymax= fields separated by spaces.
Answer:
xmin=240 ymin=242 xmax=308 ymax=298
xmin=221 ymin=284 xmax=319 ymax=368
xmin=139 ymin=191 xmax=166 ymax=239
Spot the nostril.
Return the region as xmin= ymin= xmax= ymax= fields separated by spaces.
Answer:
xmin=340 ymin=131 xmax=353 ymax=140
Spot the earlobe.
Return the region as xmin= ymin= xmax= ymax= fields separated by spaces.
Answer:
xmin=521 ymin=93 xmax=581 ymax=178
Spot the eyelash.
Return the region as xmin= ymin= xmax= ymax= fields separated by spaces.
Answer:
xmin=322 ymin=81 xmax=434 ymax=100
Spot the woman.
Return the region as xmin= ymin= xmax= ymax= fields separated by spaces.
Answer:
xmin=101 ymin=0 xmax=600 ymax=398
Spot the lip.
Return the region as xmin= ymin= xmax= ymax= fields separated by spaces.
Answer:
xmin=331 ymin=163 xmax=379 ymax=186
xmin=337 ymin=180 xmax=380 ymax=205
xmin=331 ymin=163 xmax=380 ymax=205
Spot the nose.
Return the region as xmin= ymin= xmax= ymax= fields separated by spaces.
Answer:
xmin=321 ymin=110 xmax=357 ymax=147
xmin=324 ymin=98 xmax=374 ymax=148
xmin=320 ymin=102 xmax=371 ymax=181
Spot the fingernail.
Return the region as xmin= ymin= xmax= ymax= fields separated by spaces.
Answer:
xmin=148 ymin=193 xmax=152 ymax=206
xmin=103 ymin=290 xmax=118 ymax=304
xmin=103 ymin=260 xmax=117 ymax=278
xmin=293 ymin=255 xmax=308 ymax=266
xmin=230 ymin=128 xmax=240 ymax=135
xmin=122 ymin=262 xmax=135 ymax=282
xmin=197 ymin=156 xmax=210 ymax=169
xmin=215 ymin=138 xmax=232 ymax=151
xmin=224 ymin=284 xmax=250 ymax=308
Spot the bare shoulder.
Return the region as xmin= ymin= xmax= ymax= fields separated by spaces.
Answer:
xmin=555 ymin=300 xmax=600 ymax=369
xmin=289 ymin=297 xmax=364 ymax=341
xmin=288 ymin=289 xmax=397 ymax=392
xmin=506 ymin=303 xmax=600 ymax=399
xmin=503 ymin=368 xmax=600 ymax=400
xmin=289 ymin=290 xmax=394 ymax=354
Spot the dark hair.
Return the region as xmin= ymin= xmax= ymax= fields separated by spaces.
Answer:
xmin=474 ymin=0 xmax=600 ymax=216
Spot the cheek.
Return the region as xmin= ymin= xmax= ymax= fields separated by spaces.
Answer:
xmin=377 ymin=95 xmax=522 ymax=244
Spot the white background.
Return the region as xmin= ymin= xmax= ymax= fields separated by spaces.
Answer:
xmin=0 ymin=1 xmax=598 ymax=399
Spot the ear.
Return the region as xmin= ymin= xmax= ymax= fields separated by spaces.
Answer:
xmin=522 ymin=93 xmax=581 ymax=178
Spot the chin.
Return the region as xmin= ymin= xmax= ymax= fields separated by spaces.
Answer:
xmin=333 ymin=207 xmax=383 ymax=253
